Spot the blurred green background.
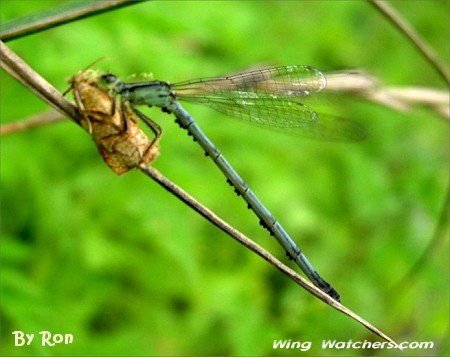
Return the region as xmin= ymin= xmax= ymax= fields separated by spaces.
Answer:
xmin=1 ymin=1 xmax=448 ymax=355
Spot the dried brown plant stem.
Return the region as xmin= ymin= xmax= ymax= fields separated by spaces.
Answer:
xmin=140 ymin=163 xmax=399 ymax=347
xmin=0 ymin=109 xmax=65 ymax=135
xmin=0 ymin=0 xmax=148 ymax=42
xmin=368 ymin=0 xmax=450 ymax=86
xmin=0 ymin=41 xmax=79 ymax=122
xmin=325 ymin=71 xmax=449 ymax=120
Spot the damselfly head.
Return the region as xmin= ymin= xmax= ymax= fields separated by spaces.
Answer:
xmin=100 ymin=73 xmax=124 ymax=92
xmin=101 ymin=73 xmax=119 ymax=84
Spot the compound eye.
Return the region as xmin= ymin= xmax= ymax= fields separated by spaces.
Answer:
xmin=101 ymin=73 xmax=118 ymax=84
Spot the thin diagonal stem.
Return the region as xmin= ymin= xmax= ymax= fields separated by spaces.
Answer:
xmin=392 ymin=184 xmax=449 ymax=292
xmin=139 ymin=163 xmax=399 ymax=347
xmin=0 ymin=109 xmax=65 ymax=135
xmin=0 ymin=40 xmax=79 ymax=122
xmin=368 ymin=0 xmax=450 ymax=86
xmin=0 ymin=0 xmax=149 ymax=42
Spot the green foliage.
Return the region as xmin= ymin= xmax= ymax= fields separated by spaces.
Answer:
xmin=1 ymin=0 xmax=448 ymax=355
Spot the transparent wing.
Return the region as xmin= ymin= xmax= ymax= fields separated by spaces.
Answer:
xmin=170 ymin=65 xmax=366 ymax=141
xmin=172 ymin=65 xmax=327 ymax=100
xmin=187 ymin=96 xmax=367 ymax=141
xmin=189 ymin=96 xmax=319 ymax=128
xmin=292 ymin=112 xmax=368 ymax=142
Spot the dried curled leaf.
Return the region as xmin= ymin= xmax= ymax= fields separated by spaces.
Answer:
xmin=68 ymin=69 xmax=160 ymax=175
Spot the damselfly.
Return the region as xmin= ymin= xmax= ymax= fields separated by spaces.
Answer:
xmin=100 ymin=65 xmax=367 ymax=301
